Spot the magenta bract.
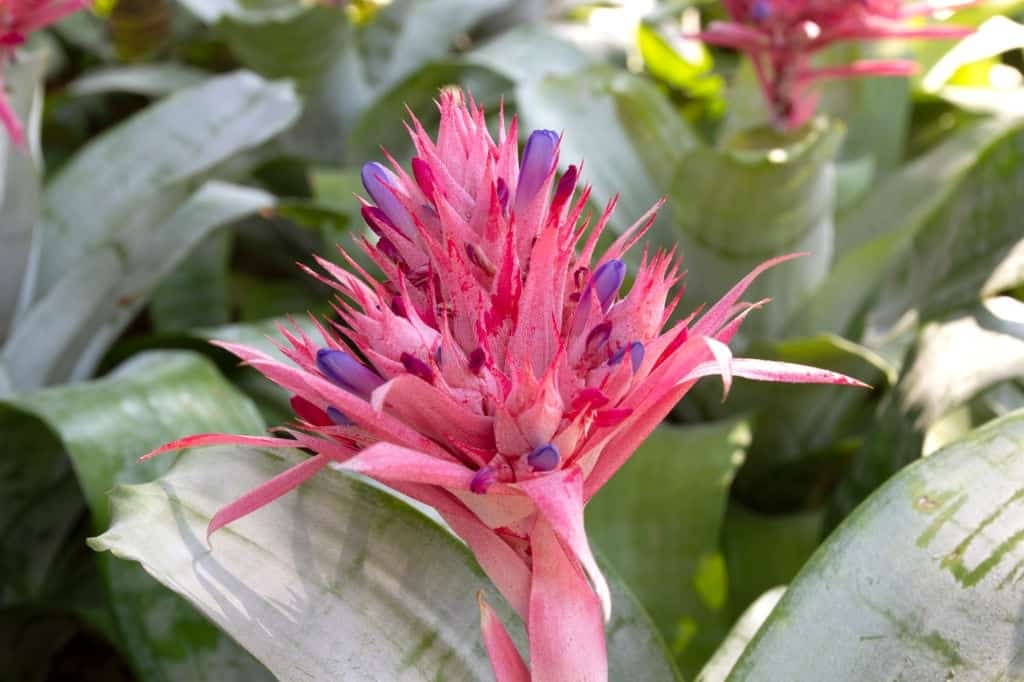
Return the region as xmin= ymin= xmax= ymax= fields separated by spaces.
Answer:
xmin=702 ymin=0 xmax=976 ymax=129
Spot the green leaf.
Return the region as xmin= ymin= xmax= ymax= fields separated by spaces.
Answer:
xmin=2 ymin=352 xmax=272 ymax=680
xmin=723 ymin=334 xmax=889 ymax=509
xmin=793 ymin=114 xmax=1024 ymax=337
xmin=637 ymin=21 xmax=722 ymax=99
xmin=465 ymin=25 xmax=592 ymax=84
xmin=696 ymin=587 xmax=784 ymax=682
xmin=3 ymin=181 xmax=276 ymax=388
xmin=721 ymin=505 xmax=822 ymax=616
xmin=728 ymin=408 xmax=1024 ymax=680
xmin=903 ymin=309 xmax=1024 ymax=429
xmin=0 ymin=50 xmax=46 ymax=341
xmin=32 ymin=71 xmax=300 ymax=297
xmin=209 ymin=0 xmax=508 ymax=162
xmin=150 ymin=231 xmax=234 ymax=332
xmin=92 ymin=445 xmax=681 ymax=680
xmin=517 ymin=65 xmax=698 ymax=238
xmin=586 ymin=419 xmax=750 ymax=676
xmin=67 ymin=64 xmax=209 ymax=98
xmin=669 ymin=120 xmax=844 ymax=339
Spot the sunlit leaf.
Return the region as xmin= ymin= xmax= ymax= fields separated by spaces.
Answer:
xmin=728 ymin=409 xmax=1024 ymax=681
xmin=2 ymin=352 xmax=273 ymax=680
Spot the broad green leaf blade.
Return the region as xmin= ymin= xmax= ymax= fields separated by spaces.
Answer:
xmin=33 ymin=71 xmax=300 ymax=297
xmin=517 ymin=65 xmax=698 ymax=239
xmin=904 ymin=311 xmax=1024 ymax=428
xmin=1 ymin=352 xmax=272 ymax=680
xmin=150 ymin=231 xmax=234 ymax=332
xmin=0 ymin=50 xmax=45 ymax=341
xmin=670 ymin=120 xmax=844 ymax=340
xmin=0 ymin=406 xmax=84 ymax=603
xmin=696 ymin=587 xmax=784 ymax=682
xmin=67 ymin=63 xmax=209 ymax=97
xmin=464 ymin=26 xmax=592 ymax=84
xmin=720 ymin=505 xmax=822 ymax=615
xmin=793 ymin=114 xmax=1024 ymax=337
xmin=92 ymin=445 xmax=681 ymax=681
xmin=3 ymin=181 xmax=275 ymax=388
xmin=586 ymin=420 xmax=750 ymax=676
xmin=728 ymin=409 xmax=1024 ymax=681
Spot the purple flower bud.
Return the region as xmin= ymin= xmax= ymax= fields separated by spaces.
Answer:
xmin=470 ymin=466 xmax=497 ymax=494
xmin=515 ymin=129 xmax=558 ymax=214
xmin=469 ymin=347 xmax=486 ymax=374
xmin=401 ymin=352 xmax=435 ymax=384
xmin=316 ymin=348 xmax=384 ymax=398
xmin=591 ymin=259 xmax=626 ymax=312
xmin=361 ymin=206 xmax=395 ymax=237
xmin=629 ymin=341 xmax=645 ymax=372
xmin=376 ymin=236 xmax=402 ymax=264
xmin=496 ymin=178 xmax=510 ymax=215
xmin=465 ymin=243 xmax=496 ymax=276
xmin=609 ymin=340 xmax=645 ymax=372
xmin=527 ymin=443 xmax=561 ymax=472
xmin=585 ymin=321 xmax=612 ymax=354
xmin=551 ymin=164 xmax=578 ymax=211
xmin=326 ymin=406 xmax=353 ymax=426
xmin=361 ymin=162 xmax=414 ymax=237
xmin=750 ymin=0 xmax=771 ymax=22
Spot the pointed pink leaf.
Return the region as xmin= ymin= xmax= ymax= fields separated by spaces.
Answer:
xmin=528 ymin=519 xmax=607 ymax=682
xmin=207 ymin=453 xmax=330 ymax=540
xmin=391 ymin=482 xmax=532 ymax=620
xmin=518 ymin=467 xmax=611 ymax=622
xmin=139 ymin=433 xmax=307 ymax=462
xmin=342 ymin=441 xmax=509 ymax=492
xmin=478 ymin=591 xmax=530 ymax=682
xmin=680 ymin=358 xmax=871 ymax=388
xmin=702 ymin=336 xmax=734 ymax=401
xmin=691 ymin=254 xmax=805 ymax=338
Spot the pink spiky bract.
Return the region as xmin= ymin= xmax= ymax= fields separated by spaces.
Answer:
xmin=702 ymin=0 xmax=976 ymax=129
xmin=0 ymin=0 xmax=91 ymax=147
xmin=144 ymin=92 xmax=867 ymax=679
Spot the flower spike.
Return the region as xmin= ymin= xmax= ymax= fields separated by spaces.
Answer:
xmin=145 ymin=90 xmax=865 ymax=679
xmin=701 ymin=0 xmax=977 ymax=129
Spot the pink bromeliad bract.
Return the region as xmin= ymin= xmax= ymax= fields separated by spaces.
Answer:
xmin=145 ymin=92 xmax=865 ymax=681
xmin=702 ymin=0 xmax=975 ymax=129
xmin=0 ymin=0 xmax=91 ymax=146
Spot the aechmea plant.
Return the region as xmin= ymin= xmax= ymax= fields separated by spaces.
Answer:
xmin=143 ymin=92 xmax=865 ymax=680
xmin=701 ymin=0 xmax=976 ymax=129
xmin=0 ymin=0 xmax=91 ymax=146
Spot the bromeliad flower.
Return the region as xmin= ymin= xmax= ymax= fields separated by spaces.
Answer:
xmin=144 ymin=92 xmax=865 ymax=681
xmin=701 ymin=1 xmax=976 ymax=129
xmin=0 ymin=0 xmax=90 ymax=146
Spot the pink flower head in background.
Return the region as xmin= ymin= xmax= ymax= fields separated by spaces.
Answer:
xmin=0 ymin=0 xmax=90 ymax=146
xmin=701 ymin=0 xmax=976 ymax=129
xmin=145 ymin=92 xmax=865 ymax=680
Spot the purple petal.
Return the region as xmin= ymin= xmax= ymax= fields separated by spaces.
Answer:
xmin=515 ymin=129 xmax=558 ymax=214
xmin=361 ymin=162 xmax=414 ymax=237
xmin=527 ymin=443 xmax=560 ymax=472
xmin=316 ymin=348 xmax=384 ymax=398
